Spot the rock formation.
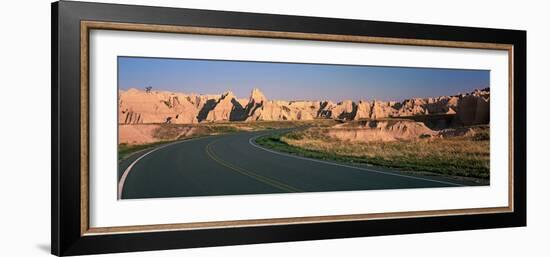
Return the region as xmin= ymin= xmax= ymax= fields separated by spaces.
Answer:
xmin=204 ymin=91 xmax=245 ymax=122
xmin=118 ymin=88 xmax=204 ymax=124
xmin=328 ymin=100 xmax=356 ymax=120
xmin=455 ymin=89 xmax=490 ymax=126
xmin=353 ymin=101 xmax=372 ymax=120
xmin=370 ymin=100 xmax=396 ymax=120
xmin=118 ymin=87 xmax=490 ymax=126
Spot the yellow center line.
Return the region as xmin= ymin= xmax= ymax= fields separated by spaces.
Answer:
xmin=205 ymin=140 xmax=302 ymax=193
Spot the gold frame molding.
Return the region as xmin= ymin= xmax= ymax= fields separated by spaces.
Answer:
xmin=80 ymin=20 xmax=514 ymax=236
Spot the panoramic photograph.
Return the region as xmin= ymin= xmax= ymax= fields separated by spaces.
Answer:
xmin=117 ymin=57 xmax=490 ymax=200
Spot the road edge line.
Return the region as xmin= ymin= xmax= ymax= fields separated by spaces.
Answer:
xmin=117 ymin=138 xmax=203 ymax=200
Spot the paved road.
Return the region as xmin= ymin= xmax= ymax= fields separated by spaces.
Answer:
xmin=118 ymin=129 xmax=479 ymax=200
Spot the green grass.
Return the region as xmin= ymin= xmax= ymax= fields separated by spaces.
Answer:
xmin=118 ymin=141 xmax=170 ymax=160
xmin=207 ymin=119 xmax=339 ymax=130
xmin=255 ymin=129 xmax=490 ymax=179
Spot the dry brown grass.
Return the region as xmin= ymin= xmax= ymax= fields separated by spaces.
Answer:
xmin=261 ymin=127 xmax=490 ymax=179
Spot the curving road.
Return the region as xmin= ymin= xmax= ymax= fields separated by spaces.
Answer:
xmin=118 ymin=129 xmax=478 ymax=200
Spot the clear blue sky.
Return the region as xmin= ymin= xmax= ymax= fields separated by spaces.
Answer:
xmin=118 ymin=56 xmax=489 ymax=102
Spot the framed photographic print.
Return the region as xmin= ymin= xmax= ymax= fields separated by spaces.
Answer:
xmin=51 ymin=1 xmax=526 ymax=256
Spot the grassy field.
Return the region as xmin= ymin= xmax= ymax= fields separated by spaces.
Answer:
xmin=256 ymin=127 xmax=490 ymax=180
xmin=152 ymin=119 xmax=339 ymax=139
xmin=118 ymin=119 xmax=338 ymax=160
xmin=118 ymin=141 xmax=171 ymax=161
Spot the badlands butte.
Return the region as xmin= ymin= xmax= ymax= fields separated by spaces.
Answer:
xmin=119 ymin=87 xmax=489 ymax=125
xmin=118 ymin=88 xmax=490 ymax=145
xmin=119 ymin=87 xmax=490 ymax=180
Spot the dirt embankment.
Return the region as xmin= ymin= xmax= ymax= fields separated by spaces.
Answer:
xmin=328 ymin=120 xmax=436 ymax=142
xmin=119 ymin=124 xmax=198 ymax=145
xmin=324 ymin=119 xmax=487 ymax=143
xmin=118 ymin=124 xmax=161 ymax=145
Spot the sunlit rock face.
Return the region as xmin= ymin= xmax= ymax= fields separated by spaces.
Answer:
xmin=119 ymin=87 xmax=489 ymax=125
